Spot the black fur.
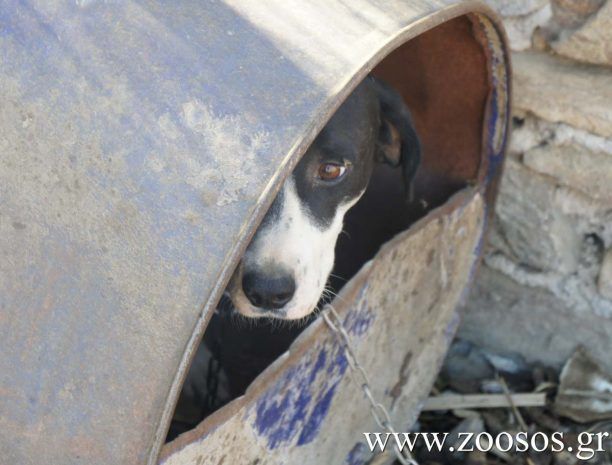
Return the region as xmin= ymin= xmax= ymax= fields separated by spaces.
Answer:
xmin=288 ymin=76 xmax=421 ymax=230
xmin=369 ymin=76 xmax=421 ymax=201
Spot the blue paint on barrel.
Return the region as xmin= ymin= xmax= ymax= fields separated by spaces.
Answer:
xmin=343 ymin=305 xmax=375 ymax=337
xmin=297 ymin=384 xmax=337 ymax=445
xmin=251 ymin=305 xmax=376 ymax=449
xmin=253 ymin=341 xmax=349 ymax=449
xmin=345 ymin=442 xmax=370 ymax=465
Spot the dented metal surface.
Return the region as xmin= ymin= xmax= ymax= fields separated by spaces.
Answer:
xmin=160 ymin=9 xmax=510 ymax=464
xmin=0 ymin=1 xmax=509 ymax=464
xmin=160 ymin=190 xmax=485 ymax=465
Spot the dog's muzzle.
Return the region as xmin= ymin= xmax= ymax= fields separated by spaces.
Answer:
xmin=241 ymin=265 xmax=296 ymax=314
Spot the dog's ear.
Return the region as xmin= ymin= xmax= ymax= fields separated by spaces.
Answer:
xmin=370 ymin=76 xmax=421 ymax=201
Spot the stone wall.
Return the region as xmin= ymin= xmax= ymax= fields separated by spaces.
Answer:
xmin=459 ymin=0 xmax=612 ymax=370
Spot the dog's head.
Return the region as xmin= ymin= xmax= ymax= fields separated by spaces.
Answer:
xmin=228 ymin=77 xmax=420 ymax=319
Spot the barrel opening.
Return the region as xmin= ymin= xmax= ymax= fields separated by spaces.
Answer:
xmin=165 ymin=13 xmax=492 ymax=446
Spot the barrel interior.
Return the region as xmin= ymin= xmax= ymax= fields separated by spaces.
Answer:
xmin=334 ymin=14 xmax=489 ymax=288
xmin=165 ymin=13 xmax=491 ymax=445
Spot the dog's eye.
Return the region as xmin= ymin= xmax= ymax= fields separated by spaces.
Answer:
xmin=317 ymin=162 xmax=347 ymax=182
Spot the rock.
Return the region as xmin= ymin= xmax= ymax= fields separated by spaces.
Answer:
xmin=481 ymin=349 xmax=530 ymax=375
xmin=577 ymin=233 xmax=605 ymax=283
xmin=551 ymin=0 xmax=605 ymax=28
xmin=484 ymin=0 xmax=554 ymax=50
xmin=531 ymin=25 xmax=553 ymax=51
xmin=479 ymin=347 xmax=534 ymax=393
xmin=508 ymin=115 xmax=555 ymax=155
xmin=485 ymin=243 xmax=612 ymax=318
xmin=440 ymin=340 xmax=495 ymax=393
xmin=513 ymin=51 xmax=612 ymax=138
xmin=509 ymin=114 xmax=612 ymax=157
xmin=442 ymin=339 xmax=534 ymax=393
xmin=553 ymin=119 xmax=612 ymax=154
xmin=459 ymin=267 xmax=612 ymax=373
xmin=552 ymin=0 xmax=612 ymax=66
xmin=494 ymin=157 xmax=580 ymax=273
xmin=599 ymin=249 xmax=612 ymax=300
xmin=486 ymin=0 xmax=550 ymax=16
xmin=523 ymin=143 xmax=612 ymax=202
xmin=554 ymin=186 xmax=612 ymax=248
xmin=502 ymin=3 xmax=553 ymax=50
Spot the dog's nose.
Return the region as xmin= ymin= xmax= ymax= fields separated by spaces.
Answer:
xmin=242 ymin=269 xmax=295 ymax=310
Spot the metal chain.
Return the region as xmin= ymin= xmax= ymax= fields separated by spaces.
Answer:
xmin=322 ymin=305 xmax=419 ymax=465
xmin=203 ymin=309 xmax=226 ymax=412
xmin=204 ymin=346 xmax=222 ymax=411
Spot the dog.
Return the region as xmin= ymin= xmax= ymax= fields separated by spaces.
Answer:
xmin=168 ymin=77 xmax=421 ymax=440
xmin=226 ymin=75 xmax=421 ymax=320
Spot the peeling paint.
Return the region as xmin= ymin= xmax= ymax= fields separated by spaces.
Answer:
xmin=343 ymin=304 xmax=376 ymax=337
xmin=345 ymin=442 xmax=370 ymax=465
xmin=252 ymin=342 xmax=348 ymax=449
xmin=181 ymin=99 xmax=271 ymax=206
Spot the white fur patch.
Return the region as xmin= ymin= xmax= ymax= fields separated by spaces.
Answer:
xmin=229 ymin=177 xmax=363 ymax=319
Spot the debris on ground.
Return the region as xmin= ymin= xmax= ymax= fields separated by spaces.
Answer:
xmin=422 ymin=393 xmax=546 ymax=411
xmin=407 ymin=341 xmax=612 ymax=465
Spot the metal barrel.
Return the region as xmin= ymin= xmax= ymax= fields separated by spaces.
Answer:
xmin=0 ymin=2 xmax=510 ymax=464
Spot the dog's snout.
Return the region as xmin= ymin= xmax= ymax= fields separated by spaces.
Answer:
xmin=242 ymin=269 xmax=296 ymax=311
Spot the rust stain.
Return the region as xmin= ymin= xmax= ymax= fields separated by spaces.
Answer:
xmin=389 ymin=351 xmax=413 ymax=408
xmin=426 ymin=248 xmax=435 ymax=266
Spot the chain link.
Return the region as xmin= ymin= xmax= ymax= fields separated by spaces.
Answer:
xmin=322 ymin=305 xmax=419 ymax=465
xmin=204 ymin=348 xmax=222 ymax=412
